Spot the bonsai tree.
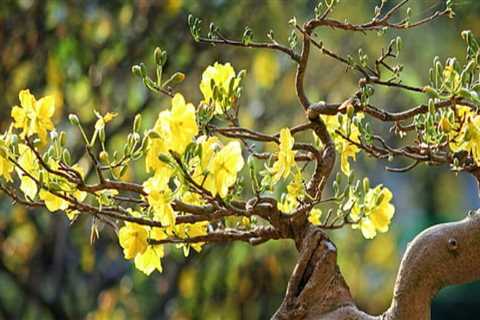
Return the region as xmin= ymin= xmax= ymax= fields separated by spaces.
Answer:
xmin=0 ymin=1 xmax=478 ymax=319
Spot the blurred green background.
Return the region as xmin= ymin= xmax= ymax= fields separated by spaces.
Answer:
xmin=0 ymin=0 xmax=479 ymax=319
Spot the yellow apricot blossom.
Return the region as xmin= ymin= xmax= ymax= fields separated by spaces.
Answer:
xmin=444 ymin=106 xmax=480 ymax=165
xmin=308 ymin=208 xmax=323 ymax=225
xmin=174 ymin=221 xmax=209 ymax=256
xmin=39 ymin=190 xmax=69 ymax=212
xmin=203 ymin=141 xmax=244 ymax=198
xmin=443 ymin=61 xmax=461 ymax=91
xmin=0 ymin=133 xmax=14 ymax=182
xmin=351 ymin=185 xmax=395 ymax=239
xmin=143 ymin=176 xmax=176 ymax=227
xmin=191 ymin=136 xmax=220 ymax=186
xmin=200 ymin=62 xmax=239 ymax=114
xmin=165 ymin=93 xmax=198 ymax=154
xmin=277 ymin=170 xmax=304 ymax=213
xmin=94 ymin=111 xmax=118 ymax=131
xmin=39 ymin=162 xmax=87 ymax=213
xmin=0 ymin=152 xmax=13 ymax=182
xmin=145 ymin=93 xmax=197 ymax=178
xmin=11 ymin=89 xmax=55 ymax=145
xmin=134 ymin=245 xmax=165 ymax=275
xmin=118 ymin=222 xmax=148 ymax=259
xmin=271 ymin=128 xmax=296 ymax=184
xmin=16 ymin=144 xmax=39 ymax=200
xmin=321 ymin=112 xmax=362 ymax=176
xmin=457 ymin=115 xmax=480 ymax=165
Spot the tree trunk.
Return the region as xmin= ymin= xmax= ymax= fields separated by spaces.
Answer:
xmin=273 ymin=211 xmax=480 ymax=320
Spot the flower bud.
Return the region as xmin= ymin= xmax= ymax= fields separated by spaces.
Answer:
xmin=131 ymin=65 xmax=143 ymax=78
xmin=99 ymin=151 xmax=109 ymax=163
xmin=69 ymin=114 xmax=80 ymax=126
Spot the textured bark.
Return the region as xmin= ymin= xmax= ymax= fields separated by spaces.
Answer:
xmin=273 ymin=211 xmax=480 ymax=320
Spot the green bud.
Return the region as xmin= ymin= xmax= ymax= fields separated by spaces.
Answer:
xmin=131 ymin=65 xmax=143 ymax=78
xmin=99 ymin=151 xmax=109 ymax=163
xmin=428 ymin=99 xmax=435 ymax=114
xmin=422 ymin=86 xmax=440 ymax=98
xmin=376 ymin=192 xmax=385 ymax=206
xmin=147 ymin=130 xmax=161 ymax=139
xmin=237 ymin=69 xmax=247 ymax=81
xmin=59 ymin=132 xmax=66 ymax=147
xmin=50 ymin=130 xmax=58 ymax=141
xmin=163 ymin=72 xmax=185 ymax=88
xmin=10 ymin=134 xmax=18 ymax=146
xmin=158 ymin=153 xmax=172 ymax=165
xmin=362 ymin=177 xmax=370 ymax=193
xmin=68 ymin=114 xmax=80 ymax=126
xmin=346 ymin=103 xmax=355 ymax=118
xmin=133 ymin=114 xmax=142 ymax=133
xmin=62 ymin=149 xmax=71 ymax=165
xmin=154 ymin=47 xmax=163 ymax=65
xmin=119 ymin=165 xmax=128 ymax=178
xmin=139 ymin=63 xmax=147 ymax=77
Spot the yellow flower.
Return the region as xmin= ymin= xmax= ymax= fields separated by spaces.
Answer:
xmin=0 ymin=133 xmax=14 ymax=182
xmin=145 ymin=93 xmax=197 ymax=177
xmin=351 ymin=185 xmax=395 ymax=239
xmin=39 ymin=190 xmax=69 ymax=212
xmin=277 ymin=170 xmax=304 ymax=213
xmin=165 ymin=93 xmax=198 ymax=154
xmin=308 ymin=208 xmax=322 ymax=225
xmin=271 ymin=128 xmax=296 ymax=184
xmin=443 ymin=62 xmax=461 ymax=92
xmin=38 ymin=162 xmax=87 ymax=213
xmin=0 ymin=153 xmax=13 ymax=182
xmin=94 ymin=111 xmax=118 ymax=131
xmin=118 ymin=222 xmax=148 ymax=259
xmin=143 ymin=176 xmax=176 ymax=227
xmin=321 ymin=113 xmax=362 ymax=176
xmin=200 ymin=62 xmax=239 ymax=114
xmin=174 ymin=221 xmax=208 ymax=256
xmin=445 ymin=106 xmax=480 ymax=165
xmin=11 ymin=89 xmax=55 ymax=145
xmin=191 ymin=135 xmax=220 ymax=186
xmin=340 ymin=141 xmax=360 ymax=177
xmin=181 ymin=191 xmax=205 ymax=206
xmin=134 ymin=245 xmax=164 ymax=275
xmin=203 ymin=141 xmax=244 ymax=198
xmin=459 ymin=115 xmax=480 ymax=165
xmin=16 ymin=144 xmax=39 ymax=200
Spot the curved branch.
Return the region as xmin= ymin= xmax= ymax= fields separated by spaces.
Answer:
xmin=273 ymin=211 xmax=480 ymax=320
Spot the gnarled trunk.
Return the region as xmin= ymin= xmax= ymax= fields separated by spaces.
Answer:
xmin=273 ymin=211 xmax=480 ymax=320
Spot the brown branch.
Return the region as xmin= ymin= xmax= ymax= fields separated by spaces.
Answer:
xmin=149 ymin=226 xmax=281 ymax=246
xmin=273 ymin=212 xmax=480 ymax=320
xmin=198 ymin=37 xmax=300 ymax=62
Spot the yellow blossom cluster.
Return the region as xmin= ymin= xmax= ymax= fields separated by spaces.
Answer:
xmin=271 ymin=128 xmax=296 ymax=184
xmin=192 ymin=136 xmax=245 ymax=198
xmin=277 ymin=170 xmax=304 ymax=213
xmin=442 ymin=105 xmax=480 ymax=165
xmin=11 ymin=89 xmax=55 ymax=146
xmin=351 ymin=184 xmax=395 ymax=239
xmin=321 ymin=112 xmax=363 ymax=176
xmin=118 ymin=222 xmax=166 ymax=275
xmin=200 ymin=62 xmax=241 ymax=115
